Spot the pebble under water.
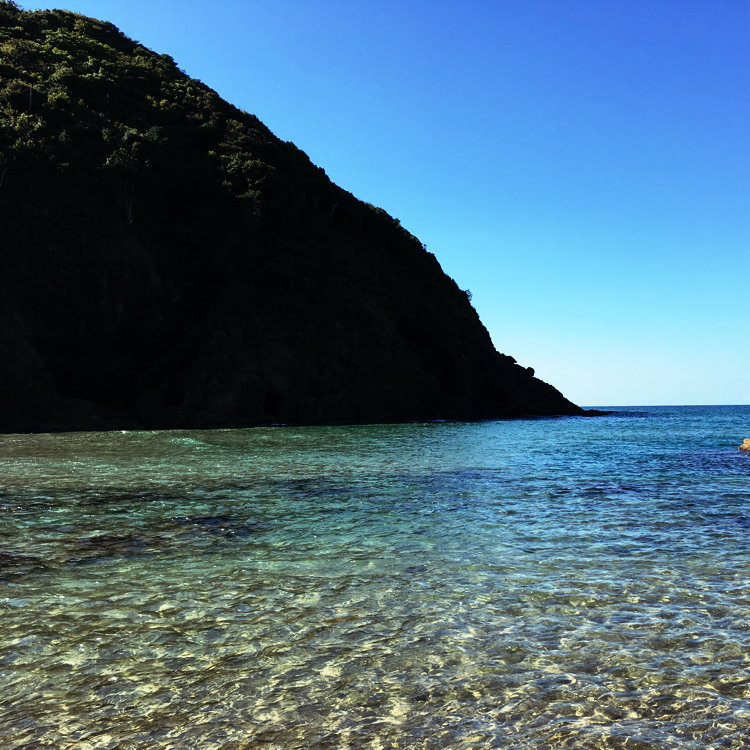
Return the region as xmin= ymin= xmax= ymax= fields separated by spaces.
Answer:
xmin=1 ymin=406 xmax=749 ymax=748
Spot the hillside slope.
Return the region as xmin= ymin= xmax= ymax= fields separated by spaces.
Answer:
xmin=0 ymin=2 xmax=583 ymax=431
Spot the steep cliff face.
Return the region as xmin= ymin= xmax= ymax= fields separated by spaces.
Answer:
xmin=0 ymin=3 xmax=583 ymax=432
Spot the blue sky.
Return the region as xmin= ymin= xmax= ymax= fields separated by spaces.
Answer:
xmin=26 ymin=1 xmax=750 ymax=406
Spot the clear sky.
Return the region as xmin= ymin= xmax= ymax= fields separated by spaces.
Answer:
xmin=24 ymin=0 xmax=750 ymax=406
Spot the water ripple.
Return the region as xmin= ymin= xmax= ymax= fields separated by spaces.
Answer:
xmin=1 ymin=407 xmax=749 ymax=747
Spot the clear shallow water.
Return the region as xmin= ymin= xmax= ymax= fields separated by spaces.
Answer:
xmin=1 ymin=405 xmax=749 ymax=749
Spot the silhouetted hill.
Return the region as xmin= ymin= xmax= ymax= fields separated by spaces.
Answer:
xmin=0 ymin=2 xmax=583 ymax=431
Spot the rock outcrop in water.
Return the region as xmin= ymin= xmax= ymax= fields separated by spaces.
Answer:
xmin=740 ymin=439 xmax=750 ymax=452
xmin=0 ymin=3 xmax=583 ymax=432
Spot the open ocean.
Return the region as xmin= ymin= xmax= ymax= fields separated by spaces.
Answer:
xmin=1 ymin=405 xmax=749 ymax=749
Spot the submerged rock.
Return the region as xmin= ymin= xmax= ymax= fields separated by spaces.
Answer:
xmin=67 ymin=533 xmax=167 ymax=564
xmin=0 ymin=551 xmax=47 ymax=575
xmin=0 ymin=4 xmax=584 ymax=432
xmin=170 ymin=515 xmax=260 ymax=538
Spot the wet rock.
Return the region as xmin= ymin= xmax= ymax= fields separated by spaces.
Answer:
xmin=739 ymin=439 xmax=750 ymax=452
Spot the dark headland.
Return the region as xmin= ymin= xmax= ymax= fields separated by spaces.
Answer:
xmin=0 ymin=3 xmax=589 ymax=433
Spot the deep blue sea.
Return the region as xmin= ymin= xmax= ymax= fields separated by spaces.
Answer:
xmin=1 ymin=405 xmax=749 ymax=748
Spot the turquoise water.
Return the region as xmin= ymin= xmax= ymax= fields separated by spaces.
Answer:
xmin=1 ymin=406 xmax=749 ymax=748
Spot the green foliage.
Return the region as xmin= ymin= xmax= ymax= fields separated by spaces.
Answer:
xmin=0 ymin=7 xmax=262 ymax=202
xmin=0 ymin=2 xmax=453 ymax=275
xmin=0 ymin=0 xmax=21 ymax=16
xmin=0 ymin=4 xmax=415 ymax=245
